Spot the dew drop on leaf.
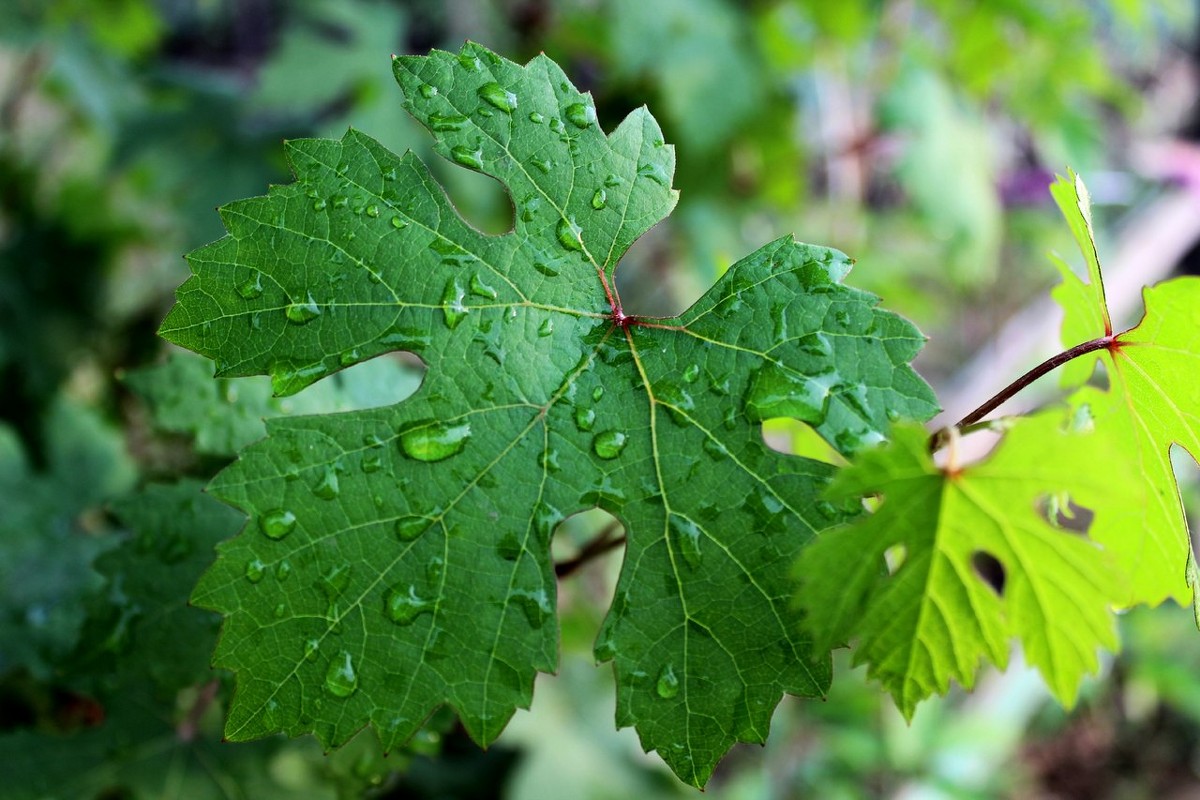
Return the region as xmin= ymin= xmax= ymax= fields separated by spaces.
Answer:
xmin=451 ymin=145 xmax=484 ymax=170
xmin=418 ymin=83 xmax=437 ymax=98
xmin=564 ymin=102 xmax=595 ymax=129
xmin=477 ymin=82 xmax=518 ymax=112
xmin=537 ymin=318 xmax=554 ymax=337
xmin=312 ymin=464 xmax=341 ymax=500
xmin=324 ymin=651 xmax=359 ymax=698
xmin=238 ymin=274 xmax=264 ymax=299
xmin=469 ymin=273 xmax=498 ymax=300
xmin=366 ymin=204 xmax=379 ymax=218
xmin=528 ymin=111 xmax=544 ymax=124
xmin=391 ymin=215 xmax=409 ymax=229
xmin=285 ymin=293 xmax=322 ymax=324
xmin=245 ymin=558 xmax=266 ymax=583
xmin=259 ymin=509 xmax=297 ymax=540
xmin=668 ymin=514 xmax=703 ymax=569
xmin=429 ymin=113 xmax=469 ymax=132
xmin=556 ymin=217 xmax=584 ymax=251
xmin=399 ymin=421 xmax=471 ymax=462
xmin=575 ymin=406 xmax=596 ymax=431
xmin=656 ymin=664 xmax=680 ymax=699
xmin=592 ymin=386 xmax=605 ymax=401
xmin=385 ymin=585 xmax=435 ymax=625
xmin=511 ymin=588 xmax=552 ymax=628
xmin=591 ymin=188 xmax=607 ymax=210
xmin=395 ymin=514 xmax=433 ymax=542
xmin=276 ymin=560 xmax=292 ymax=580
xmin=426 ymin=556 xmax=445 ymax=583
xmin=304 ymin=638 xmax=320 ymax=662
xmin=592 ymin=430 xmax=627 ymax=459
xmin=743 ymin=364 xmax=832 ymax=425
xmin=682 ymin=363 xmax=701 ymax=383
xmin=441 ymin=277 xmax=468 ymax=329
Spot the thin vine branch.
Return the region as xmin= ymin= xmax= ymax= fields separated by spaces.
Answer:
xmin=930 ymin=335 xmax=1115 ymax=451
xmin=555 ymin=520 xmax=626 ymax=578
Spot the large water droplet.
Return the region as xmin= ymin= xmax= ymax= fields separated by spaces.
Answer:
xmin=395 ymin=514 xmax=435 ymax=542
xmin=259 ymin=509 xmax=297 ymax=540
xmin=441 ymin=277 xmax=468 ymax=329
xmin=511 ymin=588 xmax=552 ymax=628
xmin=556 ymin=218 xmax=583 ymax=251
xmin=400 ymin=421 xmax=471 ymax=462
xmin=470 ymin=273 xmax=498 ymax=300
xmin=564 ymin=102 xmax=595 ymax=129
xmin=592 ymin=430 xmax=627 ymax=459
xmin=477 ymin=82 xmax=517 ymax=112
xmin=286 ymin=293 xmax=322 ymax=324
xmin=325 ymin=651 xmax=358 ymax=698
xmin=429 ymin=113 xmax=469 ymax=132
xmin=312 ymin=464 xmax=340 ymax=500
xmin=743 ymin=363 xmax=834 ymax=425
xmin=669 ymin=514 xmax=703 ymax=569
xmin=239 ymin=274 xmax=264 ymax=299
xmin=385 ymin=585 xmax=435 ymax=625
xmin=575 ymin=406 xmax=596 ymax=431
xmin=245 ymin=558 xmax=266 ymax=583
xmin=656 ymin=664 xmax=680 ymax=699
xmin=451 ymin=145 xmax=484 ymax=170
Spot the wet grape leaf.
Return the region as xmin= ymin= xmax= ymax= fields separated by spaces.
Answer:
xmin=796 ymin=414 xmax=1128 ymax=717
xmin=160 ymin=42 xmax=937 ymax=786
xmin=1052 ymin=171 xmax=1200 ymax=614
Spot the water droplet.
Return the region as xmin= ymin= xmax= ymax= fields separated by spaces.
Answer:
xmin=426 ymin=556 xmax=446 ymax=583
xmin=304 ymin=638 xmax=320 ymax=662
xmin=743 ymin=364 xmax=834 ymax=425
xmin=400 ymin=421 xmax=471 ymax=462
xmin=451 ymin=145 xmax=483 ymax=170
xmin=441 ymin=277 xmax=468 ymax=329
xmin=391 ymin=215 xmax=409 ymax=229
xmin=594 ymin=635 xmax=616 ymax=662
xmin=276 ymin=560 xmax=292 ymax=580
xmin=533 ymin=259 xmax=560 ymax=277
xmin=593 ymin=386 xmax=604 ymax=402
xmin=537 ymin=318 xmax=554 ymax=337
xmin=638 ymin=161 xmax=669 ymax=186
xmin=325 ymin=651 xmax=358 ymax=698
xmin=556 ymin=218 xmax=584 ymax=251
xmin=383 ymin=167 xmax=397 ymax=181
xmin=604 ymin=173 xmax=622 ymax=187
xmin=385 ymin=585 xmax=435 ymax=625
xmin=796 ymin=332 xmax=833 ymax=358
xmin=539 ymin=448 xmax=561 ymax=473
xmin=428 ymin=113 xmax=469 ymax=132
xmin=286 ymin=293 xmax=322 ymax=324
xmin=312 ymin=465 xmax=340 ymax=500
xmin=528 ymin=111 xmax=545 ymax=124
xmin=834 ymin=310 xmax=852 ymax=328
xmin=655 ymin=381 xmax=695 ymax=426
xmin=703 ymin=437 xmax=729 ymax=459
xmin=419 ymin=83 xmax=438 ymax=99
xmin=245 ymin=558 xmax=266 ymax=583
xmin=380 ymin=326 xmax=432 ymax=351
xmin=361 ymin=453 xmax=382 ymax=473
xmin=564 ymin=102 xmax=595 ymax=128
xmin=669 ymin=514 xmax=703 ymax=569
xmin=575 ymin=406 xmax=596 ymax=431
xmin=477 ymin=82 xmax=517 ymax=112
xmin=259 ymin=509 xmax=297 ymax=540
xmin=656 ymin=664 xmax=680 ymax=699
xmin=886 ymin=408 xmax=901 ymax=422
xmin=592 ymin=430 xmax=627 ymax=459
xmin=365 ymin=204 xmax=379 ymax=218
xmin=816 ymin=501 xmax=838 ymax=520
xmin=469 ymin=273 xmax=498 ymax=300
xmin=458 ymin=50 xmax=482 ymax=71
xmin=682 ymin=363 xmax=701 ymax=384
xmin=313 ymin=198 xmax=327 ymax=211
xmin=239 ymin=274 xmax=264 ymax=299
xmin=395 ymin=514 xmax=434 ymax=542
xmin=591 ymin=188 xmax=607 ymax=210
xmin=549 ymin=117 xmax=565 ymax=135
xmin=497 ymin=532 xmax=522 ymax=561
xmin=511 ymin=588 xmax=552 ymax=628
xmin=332 ymin=195 xmax=348 ymax=209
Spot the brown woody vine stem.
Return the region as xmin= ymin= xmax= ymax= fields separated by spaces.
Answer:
xmin=931 ymin=335 xmax=1116 ymax=451
xmin=555 ymin=520 xmax=626 ymax=578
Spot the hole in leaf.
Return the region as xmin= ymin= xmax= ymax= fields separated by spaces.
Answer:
xmin=971 ymin=550 xmax=1005 ymax=596
xmin=610 ymin=224 xmax=685 ymax=318
xmin=760 ymin=418 xmax=845 ymax=465
xmin=553 ymin=508 xmax=627 ymax=582
xmin=1036 ymin=493 xmax=1094 ymax=536
xmin=431 ymin=160 xmax=515 ymax=235
xmin=884 ymin=544 xmax=907 ymax=575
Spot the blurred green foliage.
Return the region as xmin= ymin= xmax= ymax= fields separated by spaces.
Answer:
xmin=1 ymin=0 xmax=1198 ymax=796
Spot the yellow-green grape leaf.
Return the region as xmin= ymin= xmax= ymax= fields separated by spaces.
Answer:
xmin=159 ymin=43 xmax=937 ymax=786
xmin=1051 ymin=172 xmax=1200 ymax=612
xmin=796 ymin=415 xmax=1127 ymax=718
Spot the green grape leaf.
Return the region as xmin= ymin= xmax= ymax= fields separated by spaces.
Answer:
xmin=125 ymin=351 xmax=421 ymax=457
xmin=69 ymin=482 xmax=243 ymax=694
xmin=1052 ymin=172 xmax=1200 ymax=612
xmin=160 ymin=43 xmax=937 ymax=786
xmin=796 ymin=414 xmax=1128 ymax=717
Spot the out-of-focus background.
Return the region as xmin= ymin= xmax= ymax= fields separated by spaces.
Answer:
xmin=3 ymin=1 xmax=1200 ymax=797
